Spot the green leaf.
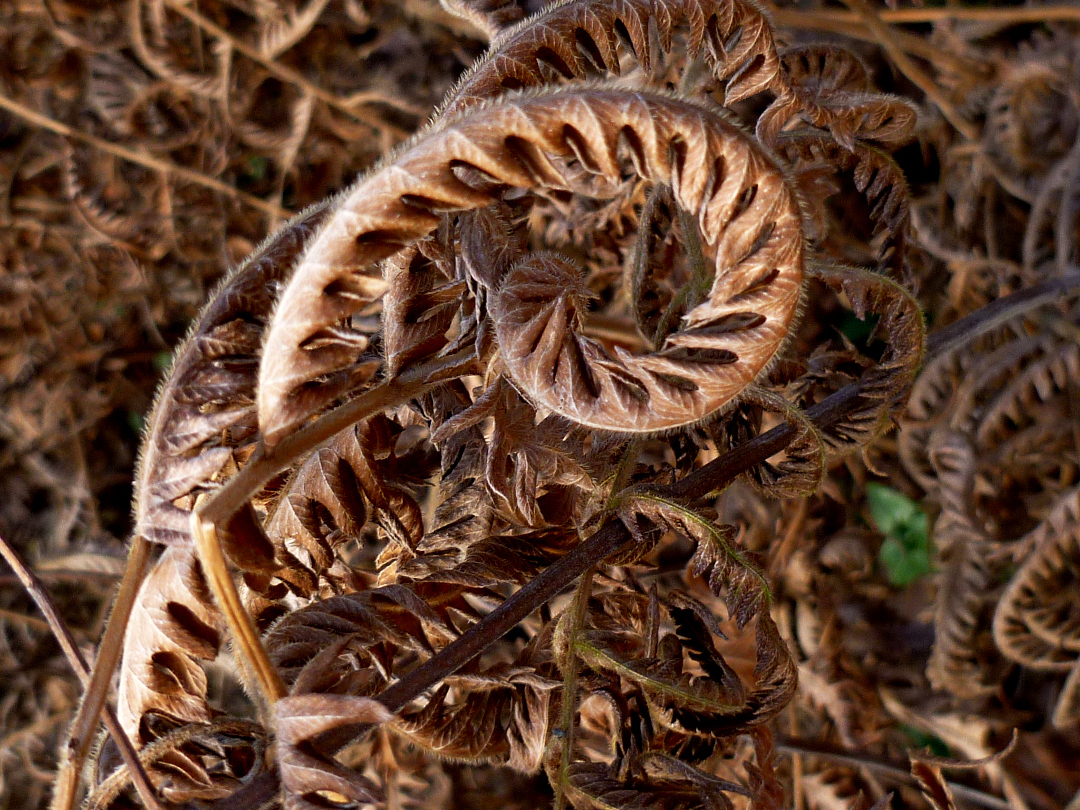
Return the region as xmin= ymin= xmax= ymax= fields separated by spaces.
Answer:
xmin=867 ymin=483 xmax=932 ymax=586
xmin=152 ymin=351 xmax=173 ymax=372
xmin=899 ymin=724 xmax=951 ymax=757
xmin=244 ymin=155 xmax=269 ymax=181
xmin=127 ymin=409 xmax=145 ymax=437
xmin=878 ymin=536 xmax=930 ymax=586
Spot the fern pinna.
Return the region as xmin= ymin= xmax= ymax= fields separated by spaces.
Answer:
xmin=88 ymin=0 xmax=926 ymax=807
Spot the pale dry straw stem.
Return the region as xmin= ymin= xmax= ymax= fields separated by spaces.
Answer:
xmin=162 ymin=0 xmax=427 ymax=124
xmin=0 ymin=607 xmax=54 ymax=632
xmin=57 ymin=537 xmax=153 ymax=810
xmin=0 ymin=536 xmax=164 ymax=810
xmin=773 ymin=4 xmax=1080 ymax=26
xmin=0 ymin=90 xmax=288 ymax=219
xmin=840 ymin=0 xmax=979 ymax=141
xmin=191 ymin=512 xmax=288 ymax=708
xmin=766 ymin=10 xmax=987 ymax=79
xmin=190 ymin=348 xmax=475 ymax=710
xmin=777 ymin=739 xmax=1010 ymax=810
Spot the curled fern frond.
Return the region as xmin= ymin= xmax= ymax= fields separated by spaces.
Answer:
xmin=394 ymin=658 xmax=557 ymax=770
xmin=758 ymin=45 xmax=917 ymax=150
xmin=925 ymin=430 xmax=1001 ymax=698
xmin=713 ymin=384 xmax=826 ymax=497
xmin=84 ymin=718 xmax=266 ymax=808
xmin=440 ymin=0 xmax=784 ymax=120
xmin=777 ymin=135 xmax=911 ymax=277
xmin=133 ymin=204 xmax=332 ymax=547
xmin=116 ymin=546 xmax=222 ymax=775
xmin=803 ymin=263 xmax=925 ymax=451
xmin=993 ymin=486 xmax=1080 ymax=672
xmin=984 ymin=61 xmax=1080 ymax=195
xmin=993 ymin=486 xmax=1080 ymax=727
xmin=257 ymin=87 xmax=804 ymax=441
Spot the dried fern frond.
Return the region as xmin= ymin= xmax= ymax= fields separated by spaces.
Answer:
xmin=394 ymin=657 xmax=556 ymax=770
xmin=924 ymin=430 xmax=1001 ymax=698
xmin=440 ymin=0 xmax=784 ymax=120
xmin=759 ymin=44 xmax=917 ymax=150
xmin=258 ymin=86 xmax=804 ymax=440
xmin=44 ymin=1 xmax=1062 ymax=808
xmin=801 ymin=262 xmax=924 ymax=451
xmin=115 ymin=546 xmax=223 ymax=784
xmin=776 ymin=135 xmax=911 ymax=278
xmin=134 ymin=203 xmax=333 ymax=547
xmin=275 ymin=693 xmax=392 ymax=810
xmin=993 ymin=486 xmax=1080 ymax=675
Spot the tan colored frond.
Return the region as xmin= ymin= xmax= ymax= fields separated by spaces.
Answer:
xmin=275 ymin=693 xmax=393 ymax=810
xmin=440 ymin=0 xmax=784 ymax=120
xmin=925 ymin=430 xmax=1001 ymax=698
xmin=993 ymin=486 xmax=1080 ymax=680
xmin=777 ymin=135 xmax=911 ymax=277
xmin=134 ymin=203 xmax=331 ymax=546
xmin=394 ymin=664 xmax=555 ymax=771
xmin=383 ymin=236 xmax=463 ymax=378
xmin=117 ymin=546 xmax=221 ymax=750
xmin=257 ymin=87 xmax=804 ymax=441
xmin=759 ymin=43 xmax=916 ymax=149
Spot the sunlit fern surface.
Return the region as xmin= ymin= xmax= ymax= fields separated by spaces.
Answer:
xmin=0 ymin=1 xmax=1079 ymax=809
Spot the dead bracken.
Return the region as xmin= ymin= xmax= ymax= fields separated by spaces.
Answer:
xmin=1 ymin=1 xmax=1079 ymax=809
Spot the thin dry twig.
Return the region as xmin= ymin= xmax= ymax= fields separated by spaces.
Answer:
xmin=838 ymin=0 xmax=979 ymax=141
xmin=0 ymin=535 xmax=164 ymax=810
xmin=161 ymin=0 xmax=427 ymax=123
xmin=0 ymin=90 xmax=288 ymax=218
xmin=57 ymin=538 xmax=153 ymax=810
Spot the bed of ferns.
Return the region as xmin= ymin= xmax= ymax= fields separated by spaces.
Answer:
xmin=1 ymin=1 xmax=1079 ymax=809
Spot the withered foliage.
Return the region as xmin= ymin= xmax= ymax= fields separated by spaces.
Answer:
xmin=2 ymin=1 xmax=1080 ymax=810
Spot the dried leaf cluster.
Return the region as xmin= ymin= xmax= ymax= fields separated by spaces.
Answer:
xmin=2 ymin=1 xmax=1080 ymax=810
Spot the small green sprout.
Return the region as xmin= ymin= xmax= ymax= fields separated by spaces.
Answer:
xmin=866 ymin=482 xmax=932 ymax=587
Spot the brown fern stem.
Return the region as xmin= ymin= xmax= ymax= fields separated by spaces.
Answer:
xmin=0 ymin=536 xmax=164 ymax=810
xmin=58 ymin=537 xmax=153 ymax=810
xmin=355 ymin=273 xmax=1080 ymax=731
xmin=925 ymin=271 xmax=1080 ymax=360
xmin=212 ymin=276 xmax=1080 ymax=807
